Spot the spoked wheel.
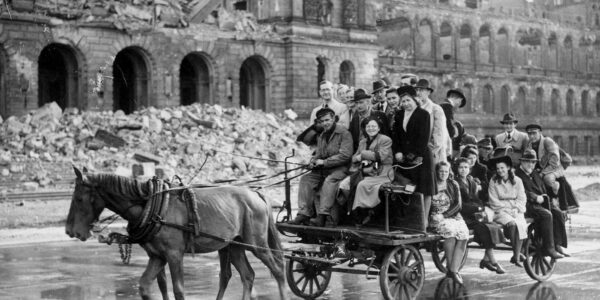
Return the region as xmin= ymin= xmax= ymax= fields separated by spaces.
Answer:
xmin=434 ymin=277 xmax=468 ymax=299
xmin=285 ymin=252 xmax=332 ymax=299
xmin=524 ymin=226 xmax=557 ymax=282
xmin=431 ymin=240 xmax=469 ymax=274
xmin=379 ymin=245 xmax=425 ymax=300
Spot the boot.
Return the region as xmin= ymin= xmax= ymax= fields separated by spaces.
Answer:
xmin=309 ymin=214 xmax=326 ymax=227
xmin=288 ymin=214 xmax=310 ymax=225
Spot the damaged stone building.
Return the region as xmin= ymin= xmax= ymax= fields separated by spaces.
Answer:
xmin=0 ymin=0 xmax=599 ymax=156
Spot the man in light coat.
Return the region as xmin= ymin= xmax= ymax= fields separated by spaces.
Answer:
xmin=494 ymin=113 xmax=529 ymax=165
xmin=414 ymin=79 xmax=450 ymax=164
xmin=309 ymin=80 xmax=350 ymax=129
xmin=524 ymin=124 xmax=564 ymax=196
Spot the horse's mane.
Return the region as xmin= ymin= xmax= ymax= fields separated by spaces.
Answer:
xmin=85 ymin=173 xmax=150 ymax=203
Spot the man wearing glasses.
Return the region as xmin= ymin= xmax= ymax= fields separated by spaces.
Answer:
xmin=309 ymin=80 xmax=350 ymax=129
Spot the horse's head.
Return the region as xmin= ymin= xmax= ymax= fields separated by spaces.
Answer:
xmin=66 ymin=166 xmax=106 ymax=241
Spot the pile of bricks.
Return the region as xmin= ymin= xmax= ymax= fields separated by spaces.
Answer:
xmin=0 ymin=102 xmax=311 ymax=193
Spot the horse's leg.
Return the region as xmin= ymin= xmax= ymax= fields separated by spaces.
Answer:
xmin=229 ymin=246 xmax=255 ymax=300
xmin=216 ymin=247 xmax=233 ymax=300
xmin=157 ymin=267 xmax=170 ymax=300
xmin=252 ymin=248 xmax=288 ymax=300
xmin=140 ymin=256 xmax=167 ymax=300
xmin=165 ymin=250 xmax=185 ymax=300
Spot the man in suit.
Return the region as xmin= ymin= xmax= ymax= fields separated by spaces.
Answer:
xmin=385 ymin=87 xmax=400 ymax=129
xmin=348 ymin=88 xmax=389 ymax=152
xmin=515 ymin=149 xmax=569 ymax=258
xmin=309 ymin=80 xmax=350 ymax=129
xmin=290 ymin=107 xmax=353 ymax=227
xmin=494 ymin=113 xmax=529 ymax=165
xmin=415 ymin=79 xmax=450 ymax=164
xmin=525 ymin=124 xmax=564 ymax=196
xmin=372 ymin=79 xmax=391 ymax=115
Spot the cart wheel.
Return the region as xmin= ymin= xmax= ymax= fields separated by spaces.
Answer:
xmin=434 ymin=277 xmax=468 ymax=299
xmin=431 ymin=240 xmax=469 ymax=274
xmin=524 ymin=226 xmax=557 ymax=282
xmin=286 ymin=252 xmax=332 ymax=299
xmin=380 ymin=245 xmax=425 ymax=300
xmin=525 ymin=281 xmax=558 ymax=300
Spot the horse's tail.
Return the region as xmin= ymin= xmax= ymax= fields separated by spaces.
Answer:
xmin=255 ymin=191 xmax=284 ymax=264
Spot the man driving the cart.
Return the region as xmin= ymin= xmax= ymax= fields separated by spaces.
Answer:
xmin=289 ymin=107 xmax=353 ymax=227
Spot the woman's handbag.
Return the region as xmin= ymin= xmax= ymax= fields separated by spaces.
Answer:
xmin=361 ymin=160 xmax=379 ymax=176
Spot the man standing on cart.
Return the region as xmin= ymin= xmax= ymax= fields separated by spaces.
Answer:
xmin=289 ymin=107 xmax=353 ymax=227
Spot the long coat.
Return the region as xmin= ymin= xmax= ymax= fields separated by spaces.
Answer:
xmin=527 ymin=135 xmax=564 ymax=177
xmin=392 ymin=107 xmax=435 ymax=195
xmin=348 ymin=109 xmax=390 ymax=152
xmin=352 ymin=134 xmax=394 ymax=210
xmin=488 ymin=174 xmax=528 ymax=239
xmin=421 ymin=99 xmax=450 ymax=163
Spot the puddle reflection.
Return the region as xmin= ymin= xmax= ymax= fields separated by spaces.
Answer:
xmin=434 ymin=277 xmax=468 ymax=300
xmin=525 ymin=281 xmax=558 ymax=300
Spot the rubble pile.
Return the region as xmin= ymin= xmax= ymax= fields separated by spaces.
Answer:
xmin=0 ymin=102 xmax=311 ymax=193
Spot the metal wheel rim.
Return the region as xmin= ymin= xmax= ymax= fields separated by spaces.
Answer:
xmin=524 ymin=228 xmax=557 ymax=282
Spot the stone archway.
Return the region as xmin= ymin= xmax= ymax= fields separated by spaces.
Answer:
xmin=113 ymin=47 xmax=150 ymax=114
xmin=38 ymin=43 xmax=80 ymax=110
xmin=240 ymin=56 xmax=268 ymax=111
xmin=180 ymin=52 xmax=212 ymax=105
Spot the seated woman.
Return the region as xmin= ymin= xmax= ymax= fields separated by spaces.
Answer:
xmin=392 ymin=86 xmax=434 ymax=226
xmin=431 ymin=161 xmax=469 ymax=284
xmin=488 ymin=155 xmax=528 ymax=267
xmin=454 ymin=158 xmax=506 ymax=274
xmin=350 ymin=117 xmax=393 ymax=225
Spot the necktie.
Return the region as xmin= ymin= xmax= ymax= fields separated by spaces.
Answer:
xmin=324 ymin=104 xmax=328 ymax=108
xmin=507 ymin=133 xmax=511 ymax=141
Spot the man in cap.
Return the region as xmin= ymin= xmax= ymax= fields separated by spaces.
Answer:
xmin=348 ymin=88 xmax=389 ymax=152
xmin=514 ymin=149 xmax=568 ymax=258
xmin=310 ymin=80 xmax=350 ymax=129
xmin=415 ymin=78 xmax=450 ymax=164
xmin=477 ymin=138 xmax=493 ymax=164
xmin=290 ymin=107 xmax=353 ymax=227
xmin=524 ymin=124 xmax=564 ymax=196
xmin=494 ymin=113 xmax=529 ymax=162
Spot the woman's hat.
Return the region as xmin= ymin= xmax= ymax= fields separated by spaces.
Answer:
xmin=446 ymin=88 xmax=467 ymax=108
xmin=519 ymin=149 xmax=538 ymax=162
xmin=500 ymin=113 xmax=518 ymax=124
xmin=414 ymin=79 xmax=434 ymax=92
xmin=397 ymin=85 xmax=417 ymax=98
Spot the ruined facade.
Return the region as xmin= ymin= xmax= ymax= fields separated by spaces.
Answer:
xmin=0 ymin=0 xmax=599 ymax=156
xmin=378 ymin=0 xmax=600 ymax=157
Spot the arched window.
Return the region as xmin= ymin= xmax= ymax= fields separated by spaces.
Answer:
xmin=462 ymin=85 xmax=473 ymax=113
xmin=418 ymin=19 xmax=434 ymax=59
xmin=339 ymin=60 xmax=355 ymax=86
xmin=566 ymin=89 xmax=574 ymax=116
xmin=378 ymin=17 xmax=412 ymax=58
xmin=535 ymin=87 xmax=544 ymax=115
xmin=547 ymin=32 xmax=558 ymax=70
xmin=500 ymin=85 xmax=510 ymax=113
xmin=582 ymin=90 xmax=589 ymax=116
xmin=482 ymin=84 xmax=494 ymax=113
xmin=316 ymin=56 xmax=327 ymax=95
xmin=440 ymin=22 xmax=453 ymax=61
xmin=496 ymin=28 xmax=509 ymax=65
xmin=459 ymin=24 xmax=472 ymax=63
xmin=479 ymin=25 xmax=491 ymax=64
xmin=551 ymin=89 xmax=560 ymax=115
xmin=517 ymin=86 xmax=527 ymax=115
xmin=562 ymin=35 xmax=573 ymax=71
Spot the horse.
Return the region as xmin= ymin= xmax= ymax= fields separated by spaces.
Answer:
xmin=65 ymin=167 xmax=288 ymax=300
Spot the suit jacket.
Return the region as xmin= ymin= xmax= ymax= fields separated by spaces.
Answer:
xmin=456 ymin=176 xmax=482 ymax=217
xmin=527 ymin=135 xmax=563 ymax=175
xmin=421 ymin=99 xmax=450 ymax=161
xmin=494 ymin=129 xmax=529 ymax=153
xmin=515 ymin=167 xmax=548 ymax=206
xmin=392 ymin=107 xmax=431 ymax=158
xmin=349 ymin=109 xmax=390 ymax=152
xmin=439 ymin=101 xmax=456 ymax=138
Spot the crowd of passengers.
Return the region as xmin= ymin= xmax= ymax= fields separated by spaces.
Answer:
xmin=289 ymin=76 xmax=578 ymax=284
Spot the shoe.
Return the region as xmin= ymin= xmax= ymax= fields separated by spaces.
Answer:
xmin=510 ymin=256 xmax=523 ymax=267
xmin=361 ymin=210 xmax=374 ymax=225
xmin=543 ymin=248 xmax=565 ymax=260
xmin=446 ymin=271 xmax=463 ymax=285
xmin=556 ymin=246 xmax=571 ymax=257
xmin=492 ymin=262 xmax=506 ymax=274
xmin=479 ymin=260 xmax=497 ymax=272
xmin=288 ymin=214 xmax=310 ymax=225
xmin=309 ymin=214 xmax=326 ymax=227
